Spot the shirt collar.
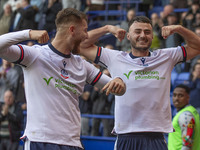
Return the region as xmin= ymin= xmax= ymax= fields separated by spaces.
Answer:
xmin=129 ymin=51 xmax=151 ymax=59
xmin=48 ymin=43 xmax=71 ymax=58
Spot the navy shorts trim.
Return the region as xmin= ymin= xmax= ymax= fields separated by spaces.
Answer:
xmin=116 ymin=132 xmax=168 ymax=150
xmin=30 ymin=142 xmax=84 ymax=150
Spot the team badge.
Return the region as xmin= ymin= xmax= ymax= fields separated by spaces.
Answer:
xmin=60 ymin=61 xmax=69 ymax=79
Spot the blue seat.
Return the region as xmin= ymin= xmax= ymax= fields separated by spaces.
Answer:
xmin=148 ymin=6 xmax=164 ymax=17
xmin=171 ymin=71 xmax=178 ymax=91
xmin=88 ymin=22 xmax=101 ymax=31
xmin=174 ymin=72 xmax=190 ymax=87
xmin=171 ymin=71 xmax=178 ymax=85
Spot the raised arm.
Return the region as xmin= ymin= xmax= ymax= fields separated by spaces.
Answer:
xmin=80 ymin=25 xmax=126 ymax=61
xmin=0 ymin=30 xmax=49 ymax=52
xmin=162 ymin=25 xmax=200 ymax=60
xmin=0 ymin=30 xmax=49 ymax=62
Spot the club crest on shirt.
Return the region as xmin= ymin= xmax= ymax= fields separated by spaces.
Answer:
xmin=60 ymin=61 xmax=69 ymax=79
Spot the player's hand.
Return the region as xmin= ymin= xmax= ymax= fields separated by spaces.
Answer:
xmin=108 ymin=25 xmax=126 ymax=42
xmin=29 ymin=30 xmax=49 ymax=44
xmin=162 ymin=25 xmax=181 ymax=39
xmin=115 ymin=28 xmax=126 ymax=42
xmin=102 ymin=77 xmax=126 ymax=96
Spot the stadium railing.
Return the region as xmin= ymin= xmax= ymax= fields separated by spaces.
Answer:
xmin=81 ymin=114 xmax=115 ymax=150
xmin=20 ymin=111 xmax=116 ymax=150
xmin=86 ymin=0 xmax=144 ymax=22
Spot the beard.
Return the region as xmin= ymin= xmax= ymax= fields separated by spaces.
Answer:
xmin=130 ymin=39 xmax=152 ymax=52
xmin=72 ymin=39 xmax=82 ymax=55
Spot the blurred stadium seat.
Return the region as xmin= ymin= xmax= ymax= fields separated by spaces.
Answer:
xmin=174 ymin=72 xmax=190 ymax=87
xmin=87 ymin=0 xmax=144 ymax=23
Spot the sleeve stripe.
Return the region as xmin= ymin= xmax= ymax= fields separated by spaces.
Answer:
xmin=97 ymin=47 xmax=101 ymax=56
xmin=13 ymin=44 xmax=24 ymax=64
xmin=94 ymin=47 xmax=102 ymax=64
xmin=91 ymin=71 xmax=102 ymax=86
xmin=181 ymin=46 xmax=187 ymax=62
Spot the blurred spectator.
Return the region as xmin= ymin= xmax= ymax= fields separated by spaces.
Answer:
xmin=160 ymin=4 xmax=174 ymax=26
xmin=42 ymin=0 xmax=62 ymax=33
xmin=188 ymin=63 xmax=200 ymax=115
xmin=150 ymin=13 xmax=162 ymax=50
xmin=5 ymin=0 xmax=21 ymax=12
xmin=30 ymin=0 xmax=45 ymax=29
xmin=170 ymin=0 xmax=188 ymax=8
xmin=193 ymin=12 xmax=200 ymax=27
xmin=0 ymin=59 xmax=20 ymax=104
xmin=187 ymin=0 xmax=193 ymax=7
xmin=0 ymin=3 xmax=12 ymax=35
xmin=165 ymin=13 xmax=185 ymax=73
xmin=0 ymin=89 xmax=23 ymax=150
xmin=86 ymin=0 xmax=105 ymax=20
xmin=62 ymin=0 xmax=81 ymax=10
xmin=0 ymin=0 xmax=8 ymax=16
xmin=13 ymin=64 xmax=26 ymax=109
xmin=190 ymin=56 xmax=200 ymax=73
xmin=79 ymin=84 xmax=93 ymax=136
xmin=91 ymin=69 xmax=113 ymax=137
xmin=80 ymin=0 xmax=87 ymax=12
xmin=182 ymin=2 xmax=200 ymax=31
xmin=165 ymin=13 xmax=183 ymax=48
xmin=116 ymin=9 xmax=135 ymax=52
xmin=139 ymin=0 xmax=154 ymax=16
xmin=188 ymin=27 xmax=200 ymax=72
xmin=86 ymin=0 xmax=104 ymax=11
xmin=9 ymin=0 xmax=37 ymax=31
xmin=188 ymin=0 xmax=199 ymax=7
xmin=180 ymin=11 xmax=188 ymax=25
xmin=168 ymin=84 xmax=200 ymax=150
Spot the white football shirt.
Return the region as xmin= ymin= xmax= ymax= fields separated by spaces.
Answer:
xmin=0 ymin=30 xmax=111 ymax=148
xmin=95 ymin=46 xmax=186 ymax=134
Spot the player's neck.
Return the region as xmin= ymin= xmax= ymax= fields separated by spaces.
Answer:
xmin=51 ymin=38 xmax=72 ymax=55
xmin=131 ymin=49 xmax=150 ymax=57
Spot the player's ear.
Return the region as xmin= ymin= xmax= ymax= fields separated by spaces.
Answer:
xmin=69 ymin=25 xmax=75 ymax=34
xmin=127 ymin=32 xmax=130 ymax=40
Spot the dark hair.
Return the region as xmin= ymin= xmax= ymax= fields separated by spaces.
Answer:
xmin=195 ymin=25 xmax=200 ymax=30
xmin=128 ymin=16 xmax=152 ymax=30
xmin=24 ymin=0 xmax=30 ymax=4
xmin=192 ymin=1 xmax=199 ymax=6
xmin=55 ymin=8 xmax=87 ymax=29
xmin=174 ymin=84 xmax=190 ymax=94
xmin=192 ymin=63 xmax=200 ymax=71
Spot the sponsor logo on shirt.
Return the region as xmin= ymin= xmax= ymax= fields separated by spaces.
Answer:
xmin=42 ymin=61 xmax=78 ymax=94
xmin=43 ymin=77 xmax=53 ymax=85
xmin=123 ymin=70 xmax=166 ymax=80
xmin=43 ymin=76 xmax=78 ymax=95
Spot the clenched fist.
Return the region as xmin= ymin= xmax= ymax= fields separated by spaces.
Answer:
xmin=162 ymin=25 xmax=182 ymax=39
xmin=108 ymin=25 xmax=126 ymax=42
xmin=29 ymin=30 xmax=49 ymax=44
